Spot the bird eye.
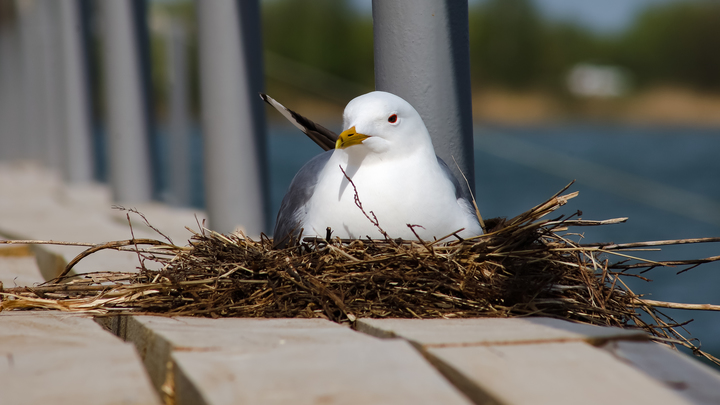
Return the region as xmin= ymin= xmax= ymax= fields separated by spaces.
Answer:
xmin=388 ymin=114 xmax=398 ymax=124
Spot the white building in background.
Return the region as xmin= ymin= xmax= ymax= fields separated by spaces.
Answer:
xmin=567 ymin=63 xmax=630 ymax=98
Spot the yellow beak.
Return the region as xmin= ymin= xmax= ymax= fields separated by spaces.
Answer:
xmin=335 ymin=126 xmax=370 ymax=149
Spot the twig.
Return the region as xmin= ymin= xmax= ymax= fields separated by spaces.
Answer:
xmin=589 ymin=237 xmax=720 ymax=250
xmin=339 ymin=165 xmax=390 ymax=240
xmin=548 ymin=218 xmax=628 ymax=227
xmin=57 ymin=239 xmax=175 ymax=279
xmin=0 ymin=240 xmax=95 ymax=247
xmin=126 ymin=213 xmax=148 ymax=272
xmin=636 ymin=299 xmax=720 ymax=311
xmin=407 ymin=224 xmax=435 ymax=255
xmin=113 ymin=206 xmax=175 ymax=245
xmin=452 ymin=155 xmax=485 ymax=232
xmin=608 ymin=255 xmax=720 ymax=272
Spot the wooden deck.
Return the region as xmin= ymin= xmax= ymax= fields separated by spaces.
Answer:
xmin=2 ymin=163 xmax=720 ymax=405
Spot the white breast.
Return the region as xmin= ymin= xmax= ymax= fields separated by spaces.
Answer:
xmin=300 ymin=151 xmax=481 ymax=240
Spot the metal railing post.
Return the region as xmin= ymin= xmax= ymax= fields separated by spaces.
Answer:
xmin=165 ymin=19 xmax=191 ymax=207
xmin=37 ymin=0 xmax=63 ymax=171
xmin=0 ymin=14 xmax=21 ymax=161
xmin=196 ymin=0 xmax=267 ymax=235
xmin=99 ymin=0 xmax=153 ymax=203
xmin=372 ymin=0 xmax=476 ymax=196
xmin=58 ymin=0 xmax=94 ymax=184
xmin=17 ymin=0 xmax=43 ymax=161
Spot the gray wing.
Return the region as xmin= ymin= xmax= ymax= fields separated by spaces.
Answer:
xmin=436 ymin=156 xmax=474 ymax=203
xmin=273 ymin=150 xmax=334 ymax=248
xmin=437 ymin=156 xmax=482 ymax=232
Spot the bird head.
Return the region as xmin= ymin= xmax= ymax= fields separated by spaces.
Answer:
xmin=335 ymin=91 xmax=432 ymax=157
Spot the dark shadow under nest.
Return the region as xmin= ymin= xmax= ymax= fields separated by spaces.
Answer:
xmin=2 ymin=185 xmax=720 ymax=364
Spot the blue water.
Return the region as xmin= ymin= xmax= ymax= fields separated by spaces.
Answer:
xmin=145 ymin=122 xmax=720 ymax=362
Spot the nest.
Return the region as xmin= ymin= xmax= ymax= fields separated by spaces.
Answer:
xmin=2 ymin=185 xmax=720 ymax=364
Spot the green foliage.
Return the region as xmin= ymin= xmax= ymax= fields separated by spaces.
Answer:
xmin=141 ymin=0 xmax=720 ymax=114
xmin=262 ymin=0 xmax=374 ymax=87
xmin=620 ymin=1 xmax=720 ymax=91
xmin=537 ymin=23 xmax=617 ymax=89
xmin=468 ymin=0 xmax=620 ymax=91
xmin=261 ymin=0 xmax=720 ymax=93
xmin=469 ymin=0 xmax=544 ymax=89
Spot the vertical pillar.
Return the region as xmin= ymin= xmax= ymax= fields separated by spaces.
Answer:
xmin=0 ymin=28 xmax=7 ymax=160
xmin=0 ymin=9 xmax=19 ymax=161
xmin=2 ymin=11 xmax=21 ymax=161
xmin=99 ymin=0 xmax=153 ymax=203
xmin=196 ymin=0 xmax=267 ymax=235
xmin=165 ymin=19 xmax=191 ymax=207
xmin=372 ymin=0 xmax=476 ymax=196
xmin=17 ymin=0 xmax=42 ymax=161
xmin=58 ymin=0 xmax=94 ymax=184
xmin=37 ymin=0 xmax=63 ymax=171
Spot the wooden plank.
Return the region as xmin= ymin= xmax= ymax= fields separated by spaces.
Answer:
xmin=426 ymin=341 xmax=692 ymax=405
xmin=601 ymin=340 xmax=720 ymax=405
xmin=0 ymin=247 xmax=45 ymax=287
xmin=109 ymin=316 xmax=472 ymax=405
xmin=101 ymin=316 xmax=378 ymax=391
xmin=356 ymin=317 xmax=647 ymax=346
xmin=354 ymin=318 xmax=720 ymax=404
xmin=1 ymin=312 xmax=122 ymax=347
xmin=174 ymin=340 xmax=473 ymax=405
xmin=0 ymin=313 xmax=160 ymax=405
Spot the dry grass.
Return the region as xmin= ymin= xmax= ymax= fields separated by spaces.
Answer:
xmin=1 ymin=184 xmax=720 ymax=364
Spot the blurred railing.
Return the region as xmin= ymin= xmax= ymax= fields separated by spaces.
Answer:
xmin=0 ymin=0 xmax=268 ymax=236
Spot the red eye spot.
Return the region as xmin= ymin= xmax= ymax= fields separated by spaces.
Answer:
xmin=388 ymin=114 xmax=398 ymax=123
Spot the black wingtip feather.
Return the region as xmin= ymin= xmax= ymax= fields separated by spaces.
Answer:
xmin=259 ymin=93 xmax=339 ymax=152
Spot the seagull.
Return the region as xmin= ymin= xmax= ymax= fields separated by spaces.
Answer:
xmin=263 ymin=91 xmax=483 ymax=248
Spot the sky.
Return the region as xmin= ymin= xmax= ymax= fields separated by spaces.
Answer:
xmin=349 ymin=0 xmax=685 ymax=34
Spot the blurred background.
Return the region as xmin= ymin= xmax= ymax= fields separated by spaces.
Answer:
xmin=1 ymin=0 xmax=719 ymax=364
xmin=144 ymin=0 xmax=720 ymax=124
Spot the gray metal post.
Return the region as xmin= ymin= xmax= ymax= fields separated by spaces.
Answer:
xmin=0 ymin=21 xmax=18 ymax=161
xmin=37 ymin=0 xmax=63 ymax=171
xmin=2 ymin=17 xmax=22 ymax=161
xmin=58 ymin=0 xmax=93 ymax=184
xmin=0 ymin=28 xmax=6 ymax=160
xmin=17 ymin=0 xmax=43 ymax=161
xmin=196 ymin=0 xmax=267 ymax=235
xmin=99 ymin=0 xmax=153 ymax=203
xmin=0 ymin=20 xmax=5 ymax=159
xmin=165 ymin=19 xmax=191 ymax=207
xmin=372 ymin=0 xmax=476 ymax=196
